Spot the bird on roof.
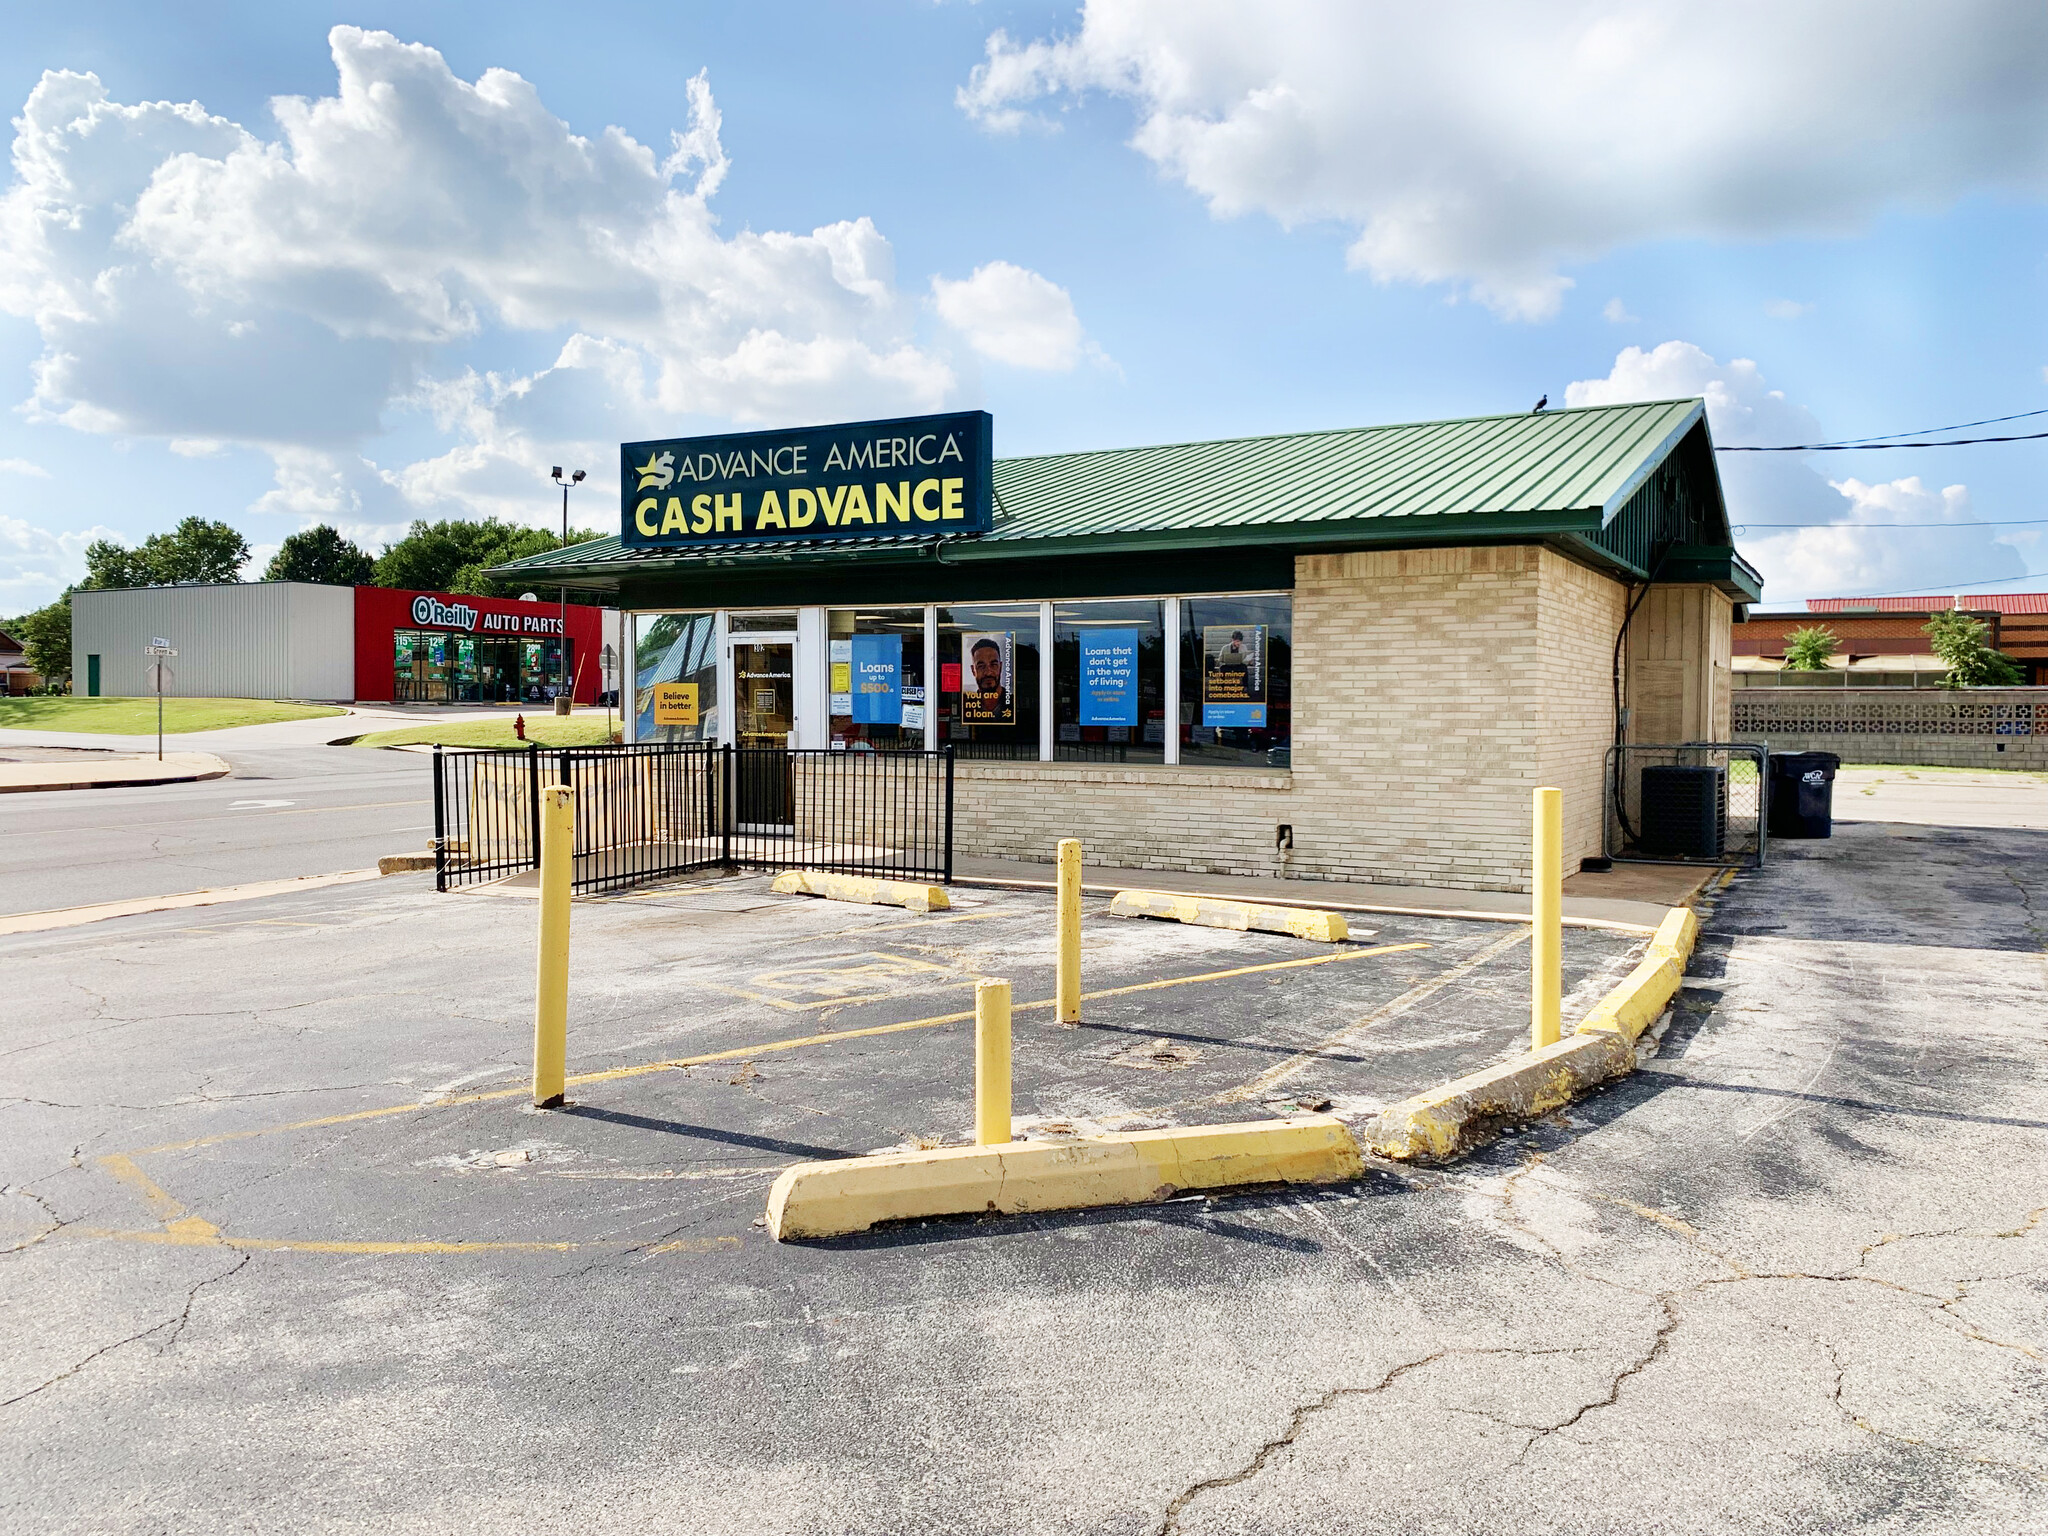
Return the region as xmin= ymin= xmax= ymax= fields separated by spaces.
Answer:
xmin=1532 ymin=395 xmax=1549 ymax=413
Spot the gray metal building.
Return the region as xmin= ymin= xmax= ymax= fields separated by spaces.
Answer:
xmin=72 ymin=583 xmax=355 ymax=701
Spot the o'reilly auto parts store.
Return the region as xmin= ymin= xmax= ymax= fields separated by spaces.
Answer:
xmin=72 ymin=583 xmax=614 ymax=705
xmin=490 ymin=402 xmax=1760 ymax=894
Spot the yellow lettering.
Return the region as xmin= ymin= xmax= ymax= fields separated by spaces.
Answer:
xmin=839 ymin=484 xmax=872 ymax=525
xmin=877 ymin=481 xmax=911 ymax=521
xmin=635 ymin=497 xmax=660 ymax=536
xmin=912 ymin=478 xmax=943 ymax=522
xmin=690 ymin=493 xmax=713 ymax=534
xmin=816 ymin=485 xmax=848 ymax=526
xmin=941 ymin=477 xmax=964 ymax=520
xmin=715 ymin=493 xmax=743 ymax=532
xmin=660 ymin=496 xmax=688 ymax=535
xmin=755 ymin=490 xmax=786 ymax=529
xmin=788 ymin=488 xmax=817 ymax=528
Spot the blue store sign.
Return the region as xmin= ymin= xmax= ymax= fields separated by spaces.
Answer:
xmin=622 ymin=411 xmax=994 ymax=548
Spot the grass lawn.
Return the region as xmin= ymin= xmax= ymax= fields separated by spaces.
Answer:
xmin=0 ymin=696 xmax=345 ymax=734
xmin=351 ymin=716 xmax=619 ymax=749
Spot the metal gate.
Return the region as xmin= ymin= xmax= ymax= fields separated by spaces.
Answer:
xmin=1604 ymin=742 xmax=1767 ymax=868
xmin=432 ymin=742 xmax=954 ymax=893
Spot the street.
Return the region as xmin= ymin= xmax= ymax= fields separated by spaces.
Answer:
xmin=2 ymin=779 xmax=2043 ymax=1534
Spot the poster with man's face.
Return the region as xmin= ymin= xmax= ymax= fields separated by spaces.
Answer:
xmin=1201 ymin=624 xmax=1266 ymax=727
xmin=959 ymin=631 xmax=1015 ymax=724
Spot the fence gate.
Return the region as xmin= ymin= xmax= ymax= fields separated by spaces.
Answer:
xmin=433 ymin=742 xmax=954 ymax=894
xmin=1604 ymin=742 xmax=1767 ymax=868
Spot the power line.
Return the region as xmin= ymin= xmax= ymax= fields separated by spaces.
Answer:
xmin=1733 ymin=517 xmax=2048 ymax=530
xmin=1796 ymin=571 xmax=2047 ymax=602
xmin=1815 ymin=405 xmax=2048 ymax=445
xmin=1720 ymin=428 xmax=2048 ymax=452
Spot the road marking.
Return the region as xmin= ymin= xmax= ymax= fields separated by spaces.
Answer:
xmin=125 ymin=940 xmax=1434 ymax=1160
xmin=88 ymin=940 xmax=1430 ymax=1261
xmin=0 ymin=869 xmax=384 ymax=935
xmin=229 ymin=799 xmax=296 ymax=809
xmin=707 ymin=951 xmax=967 ymax=1012
xmin=1209 ymin=928 xmax=1530 ymax=1105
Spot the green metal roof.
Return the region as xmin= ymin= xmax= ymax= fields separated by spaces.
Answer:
xmin=493 ymin=398 xmax=1736 ymax=589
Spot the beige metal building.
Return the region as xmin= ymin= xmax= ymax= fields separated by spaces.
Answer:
xmin=71 ymin=582 xmax=356 ymax=702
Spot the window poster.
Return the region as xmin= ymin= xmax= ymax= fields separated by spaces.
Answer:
xmin=849 ymin=633 xmax=903 ymax=725
xmin=959 ymin=630 xmax=1015 ymax=724
xmin=1078 ymin=627 xmax=1140 ymax=727
xmin=1201 ymin=624 xmax=1267 ymax=727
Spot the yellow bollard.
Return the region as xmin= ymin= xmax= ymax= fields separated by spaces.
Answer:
xmin=533 ymin=783 xmax=574 ymax=1107
xmin=975 ymin=977 xmax=1013 ymax=1145
xmin=1531 ymin=786 xmax=1563 ymax=1049
xmin=1056 ymin=837 xmax=1082 ymax=1024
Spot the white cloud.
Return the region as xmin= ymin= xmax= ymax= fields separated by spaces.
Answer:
xmin=0 ymin=514 xmax=116 ymax=610
xmin=932 ymin=261 xmax=1087 ymax=370
xmin=961 ymin=2 xmax=2048 ymax=319
xmin=0 ymin=457 xmax=50 ymax=477
xmin=0 ymin=27 xmax=1091 ymax=532
xmin=1764 ymin=298 xmax=1814 ymax=320
xmin=1566 ymin=340 xmax=2030 ymax=602
xmin=1601 ymin=298 xmax=1637 ymax=324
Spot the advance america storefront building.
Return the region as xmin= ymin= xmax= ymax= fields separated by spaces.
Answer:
xmin=72 ymin=583 xmax=613 ymax=705
xmin=491 ymin=403 xmax=1760 ymax=894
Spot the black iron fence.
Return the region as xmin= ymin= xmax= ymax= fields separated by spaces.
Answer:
xmin=432 ymin=742 xmax=954 ymax=894
xmin=1604 ymin=742 xmax=1767 ymax=868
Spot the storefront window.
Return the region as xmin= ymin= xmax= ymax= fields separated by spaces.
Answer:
xmin=936 ymin=604 xmax=1040 ymax=759
xmin=1180 ymin=595 xmax=1291 ymax=767
xmin=1053 ymin=599 xmax=1164 ymax=763
xmin=829 ymin=608 xmax=927 ymax=750
xmin=634 ymin=612 xmax=718 ymax=742
xmin=728 ymin=610 xmax=798 ymax=633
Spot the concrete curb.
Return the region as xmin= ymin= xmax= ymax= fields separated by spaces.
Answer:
xmin=377 ymin=853 xmax=437 ymax=875
xmin=0 ymin=751 xmax=231 ymax=793
xmin=1363 ymin=903 xmax=1702 ymax=1163
xmin=770 ymin=869 xmax=950 ymax=913
xmin=767 ymin=1116 xmax=1363 ymax=1240
xmin=1108 ymin=889 xmax=1350 ymax=942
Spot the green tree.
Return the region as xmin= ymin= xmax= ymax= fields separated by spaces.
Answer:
xmin=84 ymin=517 xmax=251 ymax=589
xmin=1781 ymin=625 xmax=1839 ymax=671
xmin=16 ymin=594 xmax=74 ymax=686
xmin=264 ymin=525 xmax=376 ymax=586
xmin=373 ymin=518 xmax=605 ymax=603
xmin=1924 ymin=609 xmax=2024 ymax=688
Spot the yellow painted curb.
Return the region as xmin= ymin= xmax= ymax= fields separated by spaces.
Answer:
xmin=766 ymin=1116 xmax=1363 ymax=1240
xmin=1366 ymin=902 xmax=1701 ymax=1163
xmin=1108 ymin=889 xmax=1350 ymax=943
xmin=770 ymin=869 xmax=949 ymax=913
xmin=1575 ymin=904 xmax=1699 ymax=1042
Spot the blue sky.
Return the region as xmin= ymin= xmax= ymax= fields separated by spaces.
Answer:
xmin=4 ymin=0 xmax=2048 ymax=613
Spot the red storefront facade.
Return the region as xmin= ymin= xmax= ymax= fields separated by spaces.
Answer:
xmin=353 ymin=587 xmax=608 ymax=705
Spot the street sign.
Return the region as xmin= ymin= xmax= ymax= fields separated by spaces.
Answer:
xmin=149 ymin=636 xmax=170 ymax=649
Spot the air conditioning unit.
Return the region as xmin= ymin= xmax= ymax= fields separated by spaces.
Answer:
xmin=1639 ymin=765 xmax=1726 ymax=859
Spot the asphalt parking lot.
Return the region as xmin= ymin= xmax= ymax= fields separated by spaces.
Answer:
xmin=4 ymin=819 xmax=2045 ymax=1534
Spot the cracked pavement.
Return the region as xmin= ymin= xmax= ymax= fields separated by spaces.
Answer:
xmin=0 ymin=795 xmax=2043 ymax=1532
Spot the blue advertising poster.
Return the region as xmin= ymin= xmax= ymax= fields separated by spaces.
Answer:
xmin=849 ymin=634 xmax=902 ymax=725
xmin=1078 ymin=628 xmax=1140 ymax=727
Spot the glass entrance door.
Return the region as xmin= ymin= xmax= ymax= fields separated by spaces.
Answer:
xmin=732 ymin=640 xmax=795 ymax=829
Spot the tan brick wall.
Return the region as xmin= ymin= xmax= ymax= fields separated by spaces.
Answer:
xmin=951 ymin=544 xmax=1634 ymax=893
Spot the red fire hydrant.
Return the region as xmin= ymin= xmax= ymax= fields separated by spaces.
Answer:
xmin=514 ymin=713 xmax=526 ymax=741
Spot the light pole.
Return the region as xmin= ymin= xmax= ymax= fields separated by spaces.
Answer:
xmin=550 ymin=466 xmax=585 ymax=711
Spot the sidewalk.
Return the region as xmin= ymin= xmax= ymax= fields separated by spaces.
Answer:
xmin=950 ymin=853 xmax=1716 ymax=931
xmin=0 ymin=750 xmax=230 ymax=793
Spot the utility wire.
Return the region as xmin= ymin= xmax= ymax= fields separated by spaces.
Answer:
xmin=1797 ymin=571 xmax=2047 ymax=602
xmin=1810 ymin=405 xmax=2048 ymax=445
xmin=1733 ymin=517 xmax=2048 ymax=530
xmin=1720 ymin=428 xmax=2048 ymax=451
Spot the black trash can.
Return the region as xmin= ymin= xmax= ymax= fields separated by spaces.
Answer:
xmin=1767 ymin=751 xmax=1840 ymax=839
